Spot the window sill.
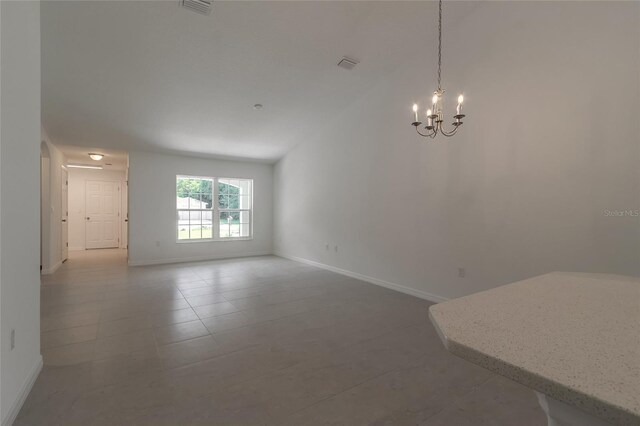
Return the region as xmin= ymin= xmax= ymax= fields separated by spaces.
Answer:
xmin=176 ymin=237 xmax=254 ymax=244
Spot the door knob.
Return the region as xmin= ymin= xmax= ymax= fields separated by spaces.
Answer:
xmin=86 ymin=217 xmax=90 ymax=220
xmin=62 ymin=219 xmax=67 ymax=222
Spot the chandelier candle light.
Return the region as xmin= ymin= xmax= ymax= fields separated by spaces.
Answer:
xmin=411 ymin=0 xmax=466 ymax=138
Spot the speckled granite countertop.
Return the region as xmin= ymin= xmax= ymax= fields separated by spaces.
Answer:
xmin=429 ymin=272 xmax=640 ymax=426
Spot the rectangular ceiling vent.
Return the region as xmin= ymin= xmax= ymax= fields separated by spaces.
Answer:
xmin=337 ymin=57 xmax=359 ymax=71
xmin=181 ymin=0 xmax=212 ymax=15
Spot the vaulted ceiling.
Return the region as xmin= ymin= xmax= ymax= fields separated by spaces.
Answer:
xmin=42 ymin=1 xmax=472 ymax=162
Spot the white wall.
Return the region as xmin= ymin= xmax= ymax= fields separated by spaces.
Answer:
xmin=128 ymin=151 xmax=273 ymax=265
xmin=0 ymin=1 xmax=43 ymax=424
xmin=68 ymin=168 xmax=127 ymax=251
xmin=40 ymin=128 xmax=66 ymax=273
xmin=274 ymin=1 xmax=640 ymax=301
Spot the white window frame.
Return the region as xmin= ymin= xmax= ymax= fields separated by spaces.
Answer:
xmin=176 ymin=175 xmax=253 ymax=243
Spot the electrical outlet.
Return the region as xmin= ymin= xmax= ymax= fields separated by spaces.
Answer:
xmin=334 ymin=245 xmax=338 ymax=252
xmin=325 ymin=244 xmax=329 ymax=251
xmin=458 ymin=268 xmax=466 ymax=278
xmin=10 ymin=329 xmax=15 ymax=350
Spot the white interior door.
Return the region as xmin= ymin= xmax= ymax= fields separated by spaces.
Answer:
xmin=85 ymin=180 xmax=119 ymax=249
xmin=61 ymin=169 xmax=69 ymax=261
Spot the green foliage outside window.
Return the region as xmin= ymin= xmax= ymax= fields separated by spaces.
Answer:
xmin=176 ymin=177 xmax=213 ymax=208
xmin=176 ymin=177 xmax=240 ymax=210
xmin=218 ymin=182 xmax=240 ymax=209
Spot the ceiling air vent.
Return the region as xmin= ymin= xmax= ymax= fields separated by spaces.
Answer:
xmin=181 ymin=0 xmax=212 ymax=15
xmin=337 ymin=57 xmax=359 ymax=71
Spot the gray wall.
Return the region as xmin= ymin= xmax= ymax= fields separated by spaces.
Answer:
xmin=1 ymin=1 xmax=43 ymax=423
xmin=274 ymin=1 xmax=640 ymax=301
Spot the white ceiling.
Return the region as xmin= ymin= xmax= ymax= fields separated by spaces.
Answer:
xmin=42 ymin=1 xmax=470 ymax=163
xmin=58 ymin=145 xmax=128 ymax=171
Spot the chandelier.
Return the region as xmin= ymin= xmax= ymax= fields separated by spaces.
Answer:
xmin=411 ymin=0 xmax=465 ymax=138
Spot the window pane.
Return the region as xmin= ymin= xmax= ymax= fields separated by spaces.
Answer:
xmin=238 ymin=195 xmax=251 ymax=210
xmin=178 ymin=225 xmax=189 ymax=240
xmin=178 ymin=209 xmax=189 ymax=240
xmin=202 ymin=210 xmax=213 ymax=227
xmin=239 ymin=211 xmax=250 ymax=224
xmin=219 ymin=212 xmax=233 ymax=238
xmin=190 ymin=225 xmax=202 ymax=239
xmin=218 ymin=179 xmax=230 ymax=194
xmin=219 ymin=222 xmax=230 ymax=238
xmin=218 ymin=194 xmax=229 ymax=209
xmin=240 ymin=223 xmax=251 ymax=237
xmin=177 ymin=176 xmax=213 ymax=210
xmin=189 ymin=210 xmax=202 ymax=224
xmin=219 ymin=211 xmax=248 ymax=238
xmin=228 ymin=194 xmax=239 ymax=209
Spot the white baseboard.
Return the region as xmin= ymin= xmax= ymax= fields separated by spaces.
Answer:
xmin=275 ymin=252 xmax=448 ymax=303
xmin=40 ymin=260 xmax=61 ymax=275
xmin=128 ymin=251 xmax=273 ymax=266
xmin=2 ymin=355 xmax=43 ymax=426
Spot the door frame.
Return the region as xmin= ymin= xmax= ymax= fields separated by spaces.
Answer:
xmin=61 ymin=167 xmax=69 ymax=261
xmin=121 ymin=179 xmax=128 ymax=250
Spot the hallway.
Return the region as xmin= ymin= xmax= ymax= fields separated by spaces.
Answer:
xmin=18 ymin=250 xmax=543 ymax=425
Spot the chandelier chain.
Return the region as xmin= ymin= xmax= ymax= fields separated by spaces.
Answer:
xmin=437 ymin=0 xmax=442 ymax=91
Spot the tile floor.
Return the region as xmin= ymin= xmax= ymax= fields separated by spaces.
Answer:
xmin=16 ymin=249 xmax=545 ymax=425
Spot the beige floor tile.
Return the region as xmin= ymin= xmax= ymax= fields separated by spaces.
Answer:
xmin=41 ymin=310 xmax=100 ymax=332
xmin=41 ymin=324 xmax=98 ymax=349
xmin=201 ymin=311 xmax=253 ymax=333
xmin=151 ymin=307 xmax=199 ymax=327
xmin=157 ymin=335 xmax=222 ymax=369
xmin=42 ymin=341 xmax=95 ymax=367
xmin=93 ymin=330 xmax=157 ymax=360
xmin=192 ymin=300 xmax=240 ymax=319
xmin=97 ymin=316 xmax=154 ymax=338
xmin=154 ymin=320 xmax=210 ymax=345
xmin=20 ymin=249 xmax=545 ymax=426
xmin=184 ymin=292 xmax=228 ymax=307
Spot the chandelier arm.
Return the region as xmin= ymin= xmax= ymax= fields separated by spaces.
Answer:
xmin=439 ymin=124 xmax=460 ymax=137
xmin=415 ymin=126 xmax=436 ymax=138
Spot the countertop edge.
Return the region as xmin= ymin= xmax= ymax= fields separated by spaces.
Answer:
xmin=428 ymin=304 xmax=638 ymax=426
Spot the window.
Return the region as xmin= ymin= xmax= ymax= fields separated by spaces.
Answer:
xmin=176 ymin=175 xmax=253 ymax=241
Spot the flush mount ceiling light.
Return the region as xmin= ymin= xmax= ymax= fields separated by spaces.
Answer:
xmin=410 ymin=0 xmax=466 ymax=138
xmin=67 ymin=164 xmax=103 ymax=170
xmin=88 ymin=153 xmax=104 ymax=161
xmin=253 ymin=104 xmax=263 ymax=110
